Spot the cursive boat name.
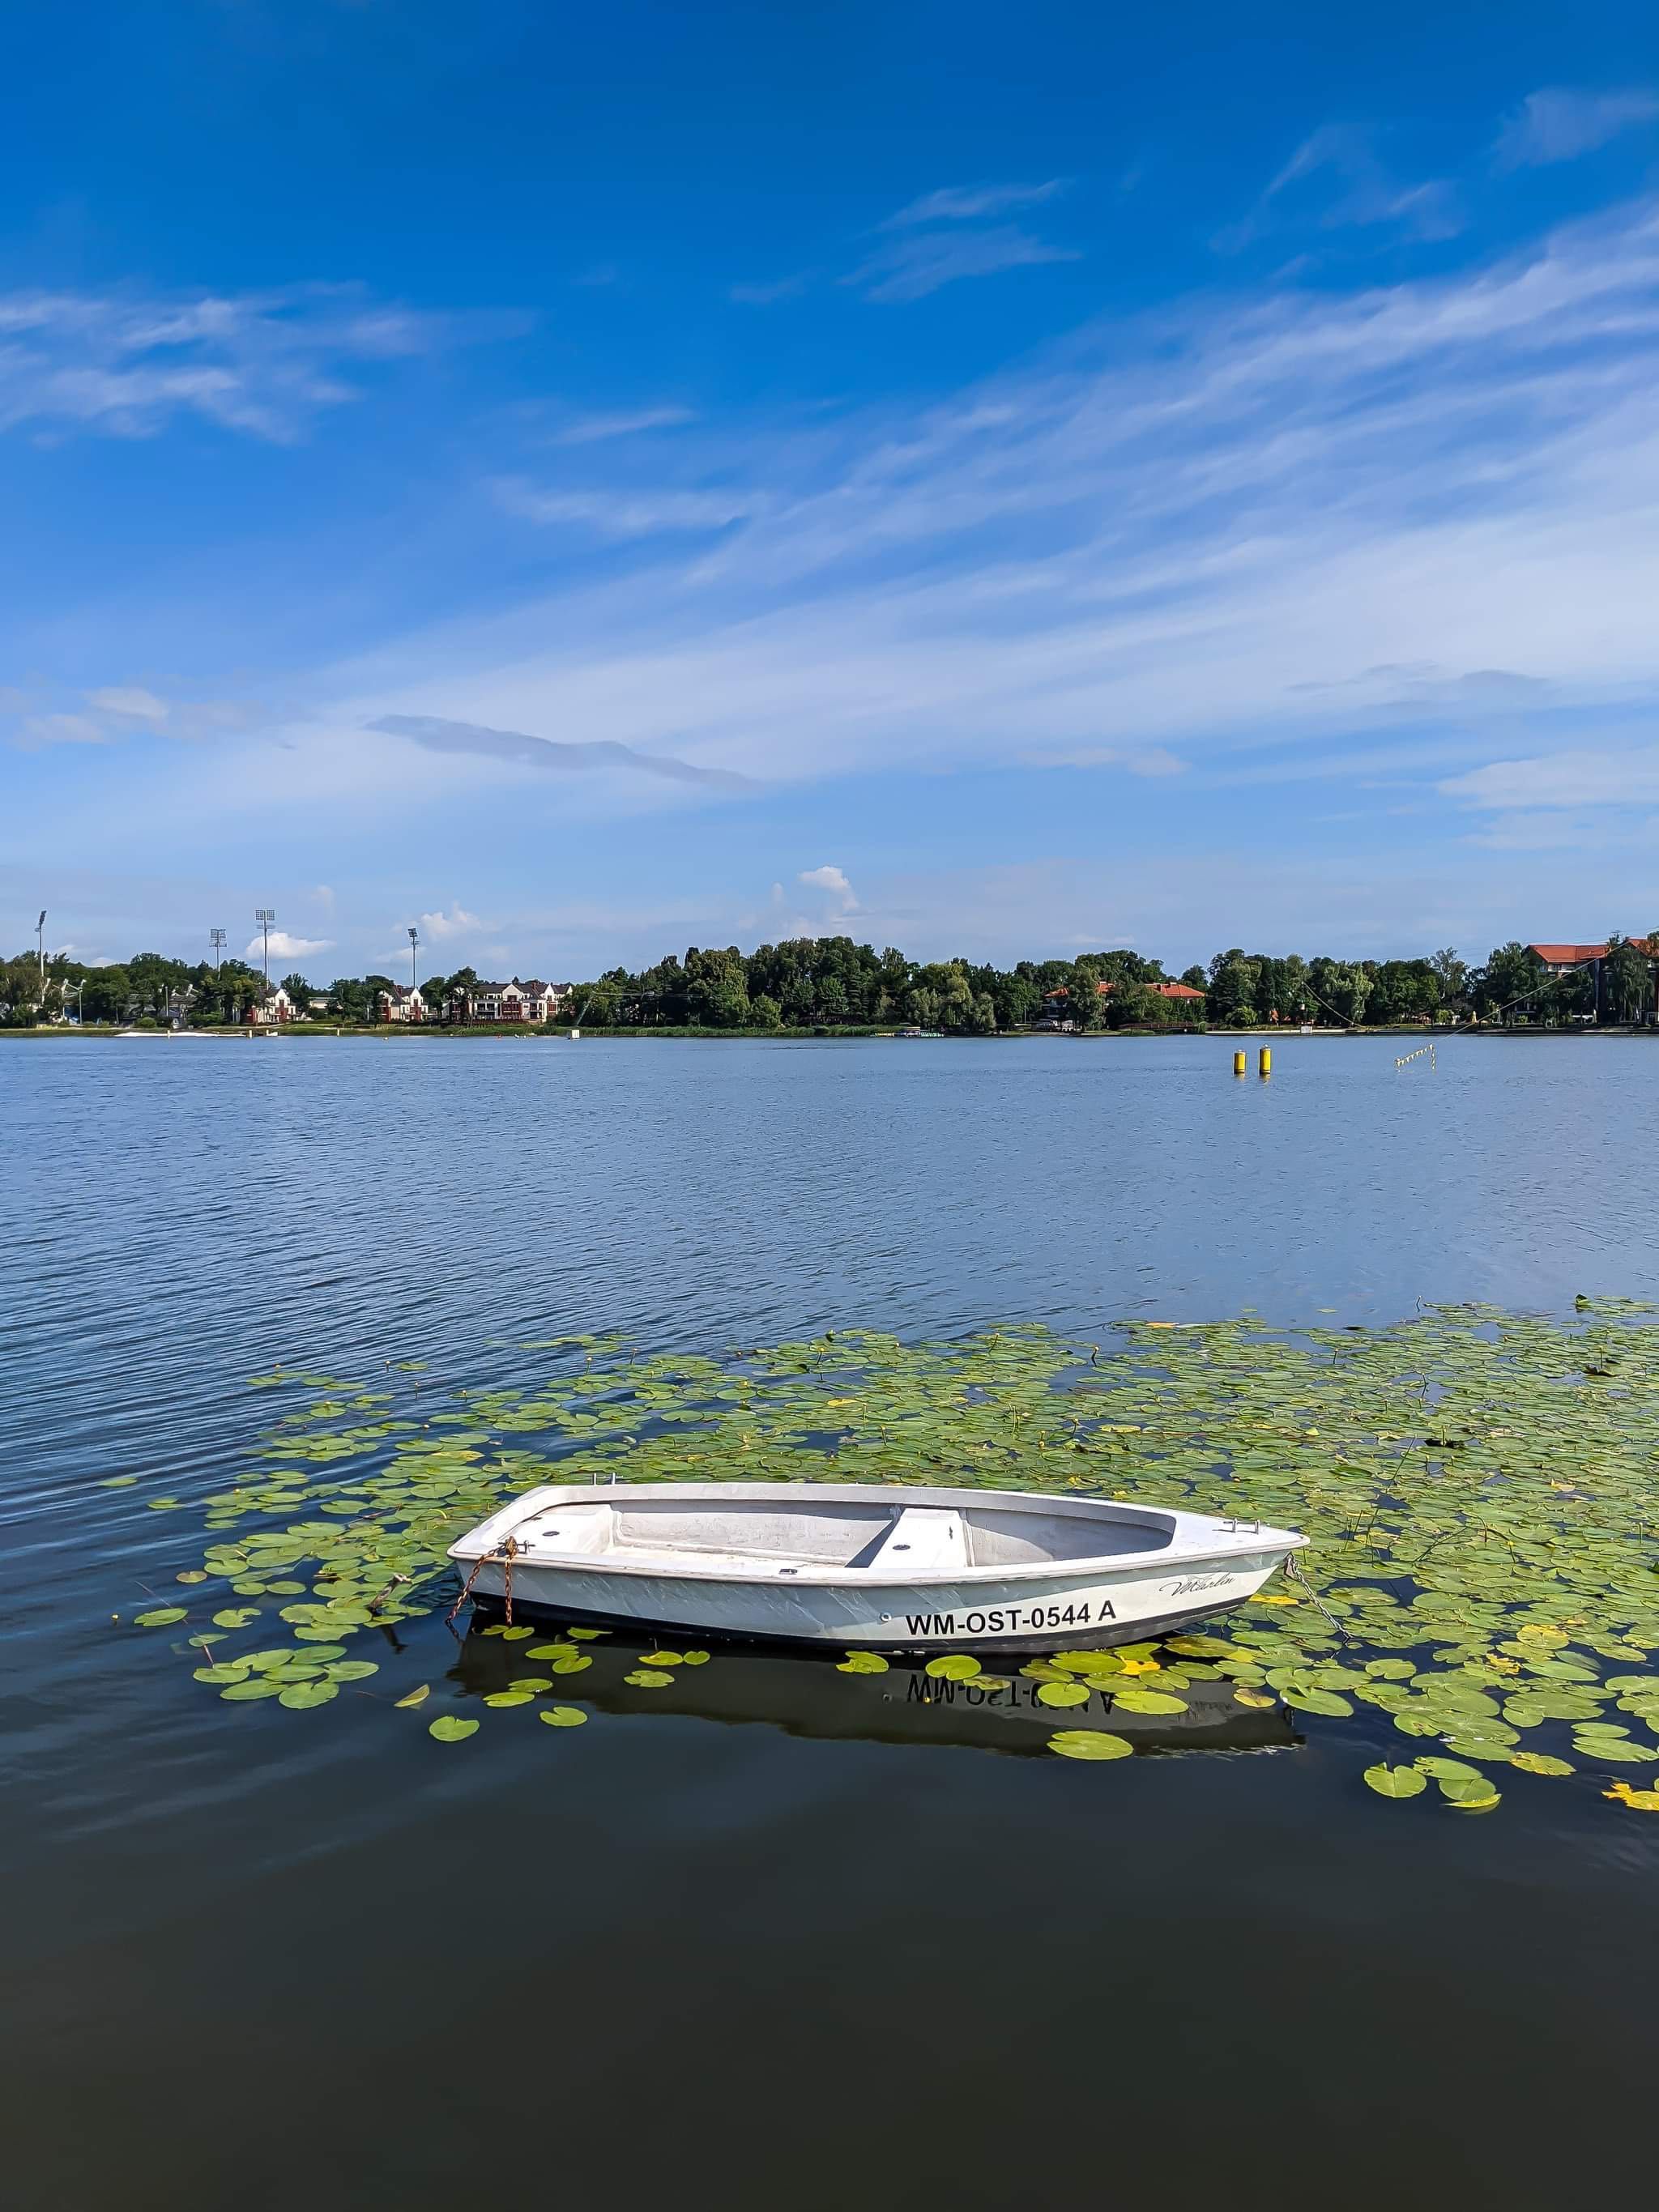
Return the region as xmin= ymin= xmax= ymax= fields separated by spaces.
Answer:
xmin=1164 ymin=1573 xmax=1235 ymax=1597
xmin=902 ymin=1596 xmax=1115 ymax=1639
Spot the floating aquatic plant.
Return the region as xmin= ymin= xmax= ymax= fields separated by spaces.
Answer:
xmin=117 ymin=1302 xmax=1659 ymax=1813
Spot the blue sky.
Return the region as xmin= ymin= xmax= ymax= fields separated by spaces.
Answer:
xmin=4 ymin=1 xmax=1659 ymax=978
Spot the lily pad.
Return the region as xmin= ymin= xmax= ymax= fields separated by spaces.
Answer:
xmin=539 ymin=1706 xmax=589 ymax=1728
xmin=1364 ymin=1764 xmax=1427 ymax=1798
xmin=925 ymin=1654 xmax=982 ymax=1681
xmin=624 ymin=1669 xmax=674 ymax=1688
xmin=1036 ymin=1680 xmax=1092 ymax=1708
xmin=429 ymin=1715 xmax=480 ymax=1742
xmin=483 ymin=1690 xmax=535 ymax=1708
xmin=1047 ymin=1730 xmax=1134 ymax=1761
xmin=278 ymin=1681 xmax=339 ymax=1709
xmin=838 ymin=1652 xmax=889 ymax=1675
xmin=134 ymin=1608 xmax=187 ymax=1627
xmin=394 ymin=1685 xmax=431 ymax=1708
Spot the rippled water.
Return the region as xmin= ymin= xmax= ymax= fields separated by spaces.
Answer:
xmin=4 ymin=1034 xmax=1657 ymax=2210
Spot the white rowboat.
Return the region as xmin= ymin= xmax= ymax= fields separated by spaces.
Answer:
xmin=450 ymin=1481 xmax=1307 ymax=1654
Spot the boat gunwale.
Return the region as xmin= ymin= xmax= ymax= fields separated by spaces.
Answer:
xmin=447 ymin=1479 xmax=1307 ymax=1590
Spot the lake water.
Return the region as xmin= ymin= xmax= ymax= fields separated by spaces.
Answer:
xmin=4 ymin=1034 xmax=1657 ymax=2210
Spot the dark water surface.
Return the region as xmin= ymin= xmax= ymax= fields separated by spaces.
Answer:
xmin=4 ymin=1034 xmax=1657 ymax=2210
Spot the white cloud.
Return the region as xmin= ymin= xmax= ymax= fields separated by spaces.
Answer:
xmin=799 ymin=864 xmax=859 ymax=913
xmin=848 ymin=225 xmax=1082 ymax=303
xmin=1023 ymin=746 xmax=1189 ymax=777
xmin=20 ymin=713 xmax=109 ymax=745
xmin=416 ymin=903 xmax=487 ymax=940
xmin=495 ymin=479 xmax=754 ymax=537
xmin=1218 ymin=125 xmax=1461 ymax=251
xmin=881 ymin=180 xmax=1070 ymax=228
xmin=86 ymin=684 xmax=168 ymax=722
xmin=553 ymin=407 xmax=696 ymax=445
xmin=1440 ymin=749 xmax=1659 ymax=810
xmin=1495 ymin=87 xmax=1659 ymax=169
xmin=0 ymin=283 xmax=492 ymax=444
xmin=245 ymin=930 xmax=332 ymax=961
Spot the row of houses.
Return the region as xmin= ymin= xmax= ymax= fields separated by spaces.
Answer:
xmin=1037 ymin=979 xmax=1207 ymax=1027
xmin=246 ymin=977 xmax=572 ymax=1025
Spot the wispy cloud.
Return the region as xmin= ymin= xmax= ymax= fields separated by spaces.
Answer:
xmin=1217 ymin=124 xmax=1461 ymax=252
xmin=0 ymin=283 xmax=506 ymax=443
xmin=847 ymin=224 xmax=1082 ymax=303
xmin=880 ymin=180 xmax=1070 ymax=229
xmin=1440 ymin=749 xmax=1659 ymax=809
xmin=332 ymin=194 xmax=1659 ymax=812
xmin=494 ymin=479 xmax=754 ymax=536
xmin=369 ymin=713 xmax=758 ymax=791
xmin=1495 ymin=87 xmax=1659 ymax=169
xmin=86 ymin=685 xmax=168 ymax=722
xmin=1022 ymin=746 xmax=1188 ymax=777
xmin=552 ymin=407 xmax=697 ymax=445
xmin=20 ymin=712 xmax=110 ymax=747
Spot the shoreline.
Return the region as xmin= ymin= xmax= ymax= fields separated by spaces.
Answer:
xmin=4 ymin=1022 xmax=1655 ymax=1043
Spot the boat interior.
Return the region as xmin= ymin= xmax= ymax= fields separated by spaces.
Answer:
xmin=505 ymin=1494 xmax=1176 ymax=1576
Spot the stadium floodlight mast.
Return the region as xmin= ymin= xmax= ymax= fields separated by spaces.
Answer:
xmin=211 ymin=927 xmax=228 ymax=970
xmin=254 ymin=909 xmax=275 ymax=993
xmin=407 ymin=926 xmax=420 ymax=995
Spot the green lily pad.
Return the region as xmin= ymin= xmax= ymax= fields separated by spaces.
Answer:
xmin=838 ymin=1652 xmax=889 ymax=1674
xmin=394 ymin=1685 xmax=431 ymax=1707
xmin=1111 ymin=1688 xmax=1190 ymax=1715
xmin=1511 ymin=1751 xmax=1575 ymax=1775
xmin=624 ymin=1669 xmax=674 ymax=1687
xmin=1036 ymin=1681 xmax=1091 ymax=1708
xmin=429 ymin=1715 xmax=480 ymax=1742
xmin=1364 ymin=1764 xmax=1427 ymax=1798
xmin=1282 ymin=1687 xmax=1352 ymax=1717
xmin=134 ymin=1608 xmax=187 ymax=1627
xmin=278 ymin=1681 xmax=339 ymax=1709
xmin=220 ymin=1677 xmax=284 ymax=1700
xmin=1047 ymin=1730 xmax=1134 ymax=1761
xmin=539 ymin=1706 xmax=589 ymax=1728
xmin=483 ymin=1690 xmax=535 ymax=1708
xmin=549 ymin=1654 xmax=593 ymax=1674
xmin=925 ymin=1654 xmax=982 ymax=1681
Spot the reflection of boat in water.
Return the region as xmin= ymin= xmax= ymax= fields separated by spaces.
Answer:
xmin=455 ymin=1626 xmax=1299 ymax=1761
xmin=450 ymin=1481 xmax=1307 ymax=1655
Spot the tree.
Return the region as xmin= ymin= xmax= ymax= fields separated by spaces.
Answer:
xmin=81 ymin=965 xmax=131 ymax=1023
xmin=279 ymin=971 xmax=312 ymax=1008
xmin=750 ymin=993 xmax=783 ymax=1029
xmin=1474 ymin=943 xmax=1546 ymax=1025
xmin=1206 ymin=950 xmax=1260 ymax=1025
xmin=1601 ymin=935 xmax=1652 ymax=1025
xmin=1429 ymin=948 xmax=1468 ymax=1008
xmin=1179 ymin=965 xmax=1208 ymax=992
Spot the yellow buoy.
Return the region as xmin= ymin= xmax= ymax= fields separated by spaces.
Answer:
xmin=1259 ymin=1046 xmax=1272 ymax=1076
xmin=1233 ymin=1050 xmax=1246 ymax=1076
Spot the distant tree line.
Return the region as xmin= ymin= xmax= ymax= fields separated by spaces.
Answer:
xmin=3 ymin=934 xmax=1655 ymax=1031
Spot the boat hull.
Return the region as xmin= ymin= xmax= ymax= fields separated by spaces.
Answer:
xmin=460 ymin=1546 xmax=1288 ymax=1654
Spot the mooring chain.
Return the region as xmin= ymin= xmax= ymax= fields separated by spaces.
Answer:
xmin=444 ymin=1535 xmax=520 ymax=1628
xmin=1282 ymin=1551 xmax=1347 ymax=1639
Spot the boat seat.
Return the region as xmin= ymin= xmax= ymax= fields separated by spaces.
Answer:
xmin=857 ymin=1505 xmax=967 ymax=1576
